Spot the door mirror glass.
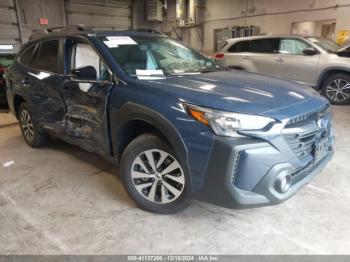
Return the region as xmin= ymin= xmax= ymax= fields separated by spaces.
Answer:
xmin=302 ymin=47 xmax=318 ymax=56
xmin=71 ymin=66 xmax=97 ymax=80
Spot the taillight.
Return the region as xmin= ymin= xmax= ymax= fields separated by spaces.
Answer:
xmin=213 ymin=53 xmax=225 ymax=59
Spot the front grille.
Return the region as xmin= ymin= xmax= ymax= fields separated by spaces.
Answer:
xmin=282 ymin=108 xmax=333 ymax=161
xmin=283 ymin=131 xmax=320 ymax=160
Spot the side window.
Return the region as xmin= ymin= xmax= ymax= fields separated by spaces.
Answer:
xmin=34 ymin=40 xmax=60 ymax=73
xmin=279 ymin=38 xmax=310 ymax=55
xmin=29 ymin=46 xmax=39 ymax=68
xmin=249 ymin=39 xmax=279 ymax=53
xmin=19 ymin=45 xmax=37 ymax=65
xmin=228 ymin=41 xmax=249 ymax=53
xmin=71 ymin=43 xmax=111 ymax=81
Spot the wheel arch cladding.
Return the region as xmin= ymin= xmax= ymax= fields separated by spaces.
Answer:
xmin=317 ymin=67 xmax=350 ymax=90
xmin=13 ymin=94 xmax=25 ymax=118
xmin=110 ymin=102 xmax=193 ymax=190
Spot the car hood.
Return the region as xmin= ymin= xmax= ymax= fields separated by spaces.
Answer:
xmin=137 ymin=70 xmax=328 ymax=121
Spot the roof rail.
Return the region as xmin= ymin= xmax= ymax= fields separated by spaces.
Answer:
xmin=133 ymin=28 xmax=166 ymax=36
xmin=29 ymin=24 xmax=94 ymax=41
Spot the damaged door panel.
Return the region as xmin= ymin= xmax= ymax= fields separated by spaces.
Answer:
xmin=60 ymin=79 xmax=113 ymax=154
xmin=59 ymin=37 xmax=115 ymax=154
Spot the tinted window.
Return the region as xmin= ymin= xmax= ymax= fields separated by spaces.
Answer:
xmin=29 ymin=46 xmax=40 ymax=68
xmin=33 ymin=40 xmax=60 ymax=73
xmin=279 ymin=38 xmax=310 ymax=55
xmin=19 ymin=45 xmax=36 ymax=65
xmin=228 ymin=41 xmax=249 ymax=52
xmin=249 ymin=39 xmax=278 ymax=53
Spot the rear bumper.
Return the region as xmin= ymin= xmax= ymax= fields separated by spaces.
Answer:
xmin=196 ymin=136 xmax=334 ymax=209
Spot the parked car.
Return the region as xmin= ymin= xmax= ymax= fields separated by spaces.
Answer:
xmin=214 ymin=35 xmax=350 ymax=105
xmin=0 ymin=50 xmax=15 ymax=106
xmin=6 ymin=26 xmax=334 ymax=213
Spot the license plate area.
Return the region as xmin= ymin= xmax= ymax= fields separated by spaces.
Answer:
xmin=313 ymin=138 xmax=331 ymax=163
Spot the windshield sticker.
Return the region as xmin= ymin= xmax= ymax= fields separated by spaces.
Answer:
xmin=136 ymin=69 xmax=165 ymax=80
xmin=173 ymin=69 xmax=185 ymax=73
xmin=106 ymin=36 xmax=137 ymax=45
xmin=136 ymin=69 xmax=164 ymax=76
xmin=308 ymin=38 xmax=319 ymax=43
xmin=103 ymin=40 xmax=119 ymax=48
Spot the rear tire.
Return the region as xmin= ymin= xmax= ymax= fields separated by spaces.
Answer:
xmin=120 ymin=133 xmax=192 ymax=214
xmin=321 ymin=73 xmax=350 ymax=105
xmin=18 ymin=103 xmax=48 ymax=148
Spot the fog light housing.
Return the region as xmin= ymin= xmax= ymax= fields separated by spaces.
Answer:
xmin=274 ymin=174 xmax=292 ymax=193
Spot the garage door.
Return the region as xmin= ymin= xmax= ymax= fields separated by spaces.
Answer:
xmin=0 ymin=0 xmax=21 ymax=53
xmin=65 ymin=0 xmax=132 ymax=31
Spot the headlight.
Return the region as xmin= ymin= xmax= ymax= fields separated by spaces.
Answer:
xmin=184 ymin=103 xmax=275 ymax=137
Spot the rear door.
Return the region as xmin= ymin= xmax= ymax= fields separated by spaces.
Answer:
xmin=221 ymin=40 xmax=250 ymax=69
xmin=26 ymin=39 xmax=67 ymax=134
xmin=273 ymin=38 xmax=320 ymax=86
xmin=11 ymin=39 xmax=67 ymax=134
xmin=245 ymin=38 xmax=280 ymax=76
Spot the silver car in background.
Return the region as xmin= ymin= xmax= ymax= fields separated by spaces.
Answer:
xmin=214 ymin=35 xmax=350 ymax=105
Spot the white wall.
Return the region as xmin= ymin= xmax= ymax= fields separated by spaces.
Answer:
xmin=133 ymin=0 xmax=350 ymax=53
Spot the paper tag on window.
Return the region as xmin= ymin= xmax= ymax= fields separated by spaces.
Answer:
xmin=173 ymin=69 xmax=185 ymax=73
xmin=136 ymin=69 xmax=165 ymax=80
xmin=104 ymin=40 xmax=119 ymax=48
xmin=106 ymin=36 xmax=137 ymax=45
xmin=136 ymin=69 xmax=164 ymax=76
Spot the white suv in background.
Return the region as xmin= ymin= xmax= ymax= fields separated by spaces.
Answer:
xmin=214 ymin=35 xmax=350 ymax=105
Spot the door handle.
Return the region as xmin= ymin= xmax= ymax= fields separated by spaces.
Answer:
xmin=21 ymin=79 xmax=30 ymax=87
xmin=275 ymin=57 xmax=284 ymax=62
xmin=243 ymin=55 xmax=250 ymax=59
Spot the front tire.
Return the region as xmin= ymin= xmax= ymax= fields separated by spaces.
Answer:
xmin=18 ymin=103 xmax=48 ymax=148
xmin=321 ymin=73 xmax=350 ymax=105
xmin=120 ymin=133 xmax=192 ymax=214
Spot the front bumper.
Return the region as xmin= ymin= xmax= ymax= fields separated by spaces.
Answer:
xmin=196 ymin=136 xmax=334 ymax=209
xmin=195 ymin=97 xmax=335 ymax=210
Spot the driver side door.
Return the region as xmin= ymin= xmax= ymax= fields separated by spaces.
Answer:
xmin=61 ymin=38 xmax=114 ymax=154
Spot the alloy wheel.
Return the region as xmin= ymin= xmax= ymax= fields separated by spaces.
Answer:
xmin=326 ymin=79 xmax=350 ymax=102
xmin=131 ymin=149 xmax=185 ymax=204
xmin=20 ymin=110 xmax=35 ymax=142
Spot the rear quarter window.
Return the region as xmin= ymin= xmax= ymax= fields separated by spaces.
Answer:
xmin=19 ymin=45 xmax=37 ymax=65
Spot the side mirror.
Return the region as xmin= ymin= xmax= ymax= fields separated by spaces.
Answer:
xmin=71 ymin=66 xmax=97 ymax=80
xmin=336 ymin=46 xmax=350 ymax=58
xmin=302 ymin=47 xmax=318 ymax=56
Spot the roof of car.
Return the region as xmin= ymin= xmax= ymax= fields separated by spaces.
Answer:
xmin=95 ymin=30 xmax=165 ymax=37
xmin=225 ymin=34 xmax=316 ymax=42
xmin=28 ymin=25 xmax=166 ymax=42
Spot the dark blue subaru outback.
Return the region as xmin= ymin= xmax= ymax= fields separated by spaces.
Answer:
xmin=6 ymin=26 xmax=334 ymax=213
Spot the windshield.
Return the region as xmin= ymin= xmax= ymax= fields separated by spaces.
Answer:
xmin=99 ymin=35 xmax=223 ymax=78
xmin=307 ymin=37 xmax=339 ymax=53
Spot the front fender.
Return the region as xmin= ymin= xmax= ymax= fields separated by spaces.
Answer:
xmin=109 ymin=102 xmax=193 ymax=190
